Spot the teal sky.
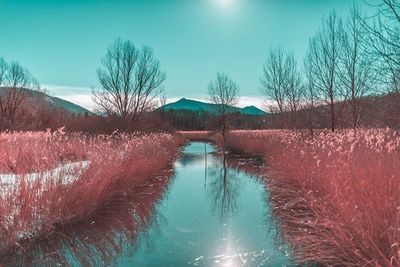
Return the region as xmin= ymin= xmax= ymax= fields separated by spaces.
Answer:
xmin=0 ymin=0 xmax=363 ymax=110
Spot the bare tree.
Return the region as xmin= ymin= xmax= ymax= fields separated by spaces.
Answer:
xmin=208 ymin=72 xmax=239 ymax=145
xmin=159 ymin=93 xmax=167 ymax=109
xmin=359 ymin=0 xmax=400 ymax=93
xmin=260 ymin=47 xmax=288 ymax=117
xmin=359 ymin=0 xmax=400 ymax=127
xmin=306 ymin=10 xmax=346 ymax=132
xmin=304 ymin=55 xmax=318 ymax=137
xmin=260 ymin=47 xmax=302 ymax=128
xmin=285 ymin=55 xmax=302 ymax=129
xmin=93 ymin=38 xmax=166 ymax=125
xmin=340 ymin=5 xmax=376 ymax=130
xmin=0 ymin=58 xmax=7 ymax=86
xmin=0 ymin=60 xmax=40 ymax=128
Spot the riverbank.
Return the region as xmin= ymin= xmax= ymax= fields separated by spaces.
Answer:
xmin=0 ymin=131 xmax=184 ymax=265
xmin=181 ymin=129 xmax=400 ymax=266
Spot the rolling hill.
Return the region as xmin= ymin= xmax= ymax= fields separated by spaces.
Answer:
xmin=0 ymin=87 xmax=91 ymax=115
xmin=160 ymin=98 xmax=266 ymax=116
xmin=32 ymin=90 xmax=90 ymax=115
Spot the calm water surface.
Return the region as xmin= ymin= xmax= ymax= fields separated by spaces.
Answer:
xmin=117 ymin=142 xmax=292 ymax=266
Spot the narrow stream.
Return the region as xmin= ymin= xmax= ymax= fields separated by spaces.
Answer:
xmin=116 ymin=142 xmax=292 ymax=266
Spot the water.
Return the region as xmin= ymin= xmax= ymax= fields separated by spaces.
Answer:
xmin=116 ymin=142 xmax=292 ymax=266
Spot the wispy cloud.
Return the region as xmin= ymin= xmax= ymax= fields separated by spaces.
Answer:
xmin=43 ymin=84 xmax=92 ymax=96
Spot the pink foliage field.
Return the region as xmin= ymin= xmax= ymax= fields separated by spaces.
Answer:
xmin=182 ymin=129 xmax=400 ymax=266
xmin=0 ymin=130 xmax=183 ymax=261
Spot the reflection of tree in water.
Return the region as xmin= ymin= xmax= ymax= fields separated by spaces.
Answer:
xmin=0 ymin=170 xmax=175 ymax=267
xmin=208 ymin=154 xmax=243 ymax=222
xmin=178 ymin=153 xmax=203 ymax=166
xmin=226 ymin=154 xmax=292 ymax=260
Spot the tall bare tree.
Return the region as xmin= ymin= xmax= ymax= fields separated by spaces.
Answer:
xmin=304 ymin=55 xmax=318 ymax=137
xmin=306 ymin=10 xmax=346 ymax=132
xmin=359 ymin=0 xmax=400 ymax=127
xmin=208 ymin=72 xmax=239 ymax=145
xmin=0 ymin=60 xmax=40 ymax=128
xmin=93 ymin=38 xmax=166 ymax=124
xmin=340 ymin=5 xmax=376 ymax=130
xmin=260 ymin=47 xmax=287 ymax=116
xmin=359 ymin=0 xmax=400 ymax=93
xmin=260 ymin=47 xmax=302 ymax=128
xmin=285 ymin=55 xmax=302 ymax=129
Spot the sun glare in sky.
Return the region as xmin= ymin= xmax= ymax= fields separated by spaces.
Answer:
xmin=218 ymin=0 xmax=234 ymax=9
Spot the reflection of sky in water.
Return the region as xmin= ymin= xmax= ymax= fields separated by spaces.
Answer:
xmin=116 ymin=142 xmax=292 ymax=266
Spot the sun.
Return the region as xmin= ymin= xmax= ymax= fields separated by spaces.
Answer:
xmin=219 ymin=0 xmax=233 ymax=8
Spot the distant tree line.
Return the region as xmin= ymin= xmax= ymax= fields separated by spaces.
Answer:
xmin=260 ymin=2 xmax=400 ymax=132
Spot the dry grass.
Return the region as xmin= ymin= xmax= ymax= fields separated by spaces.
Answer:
xmin=3 ymin=168 xmax=174 ymax=266
xmin=0 ymin=130 xmax=184 ymax=263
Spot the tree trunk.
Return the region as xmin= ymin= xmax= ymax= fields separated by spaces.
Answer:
xmin=330 ymin=96 xmax=335 ymax=132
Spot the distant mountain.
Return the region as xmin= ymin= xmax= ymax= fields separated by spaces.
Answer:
xmin=0 ymin=87 xmax=91 ymax=115
xmin=160 ymin=98 xmax=266 ymax=116
xmin=240 ymin=105 xmax=266 ymax=115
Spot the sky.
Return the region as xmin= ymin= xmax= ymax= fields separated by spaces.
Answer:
xmin=0 ymin=0 xmax=365 ymax=110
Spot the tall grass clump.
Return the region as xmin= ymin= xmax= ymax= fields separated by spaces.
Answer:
xmin=0 ymin=130 xmax=183 ymax=262
xmin=218 ymin=129 xmax=399 ymax=266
